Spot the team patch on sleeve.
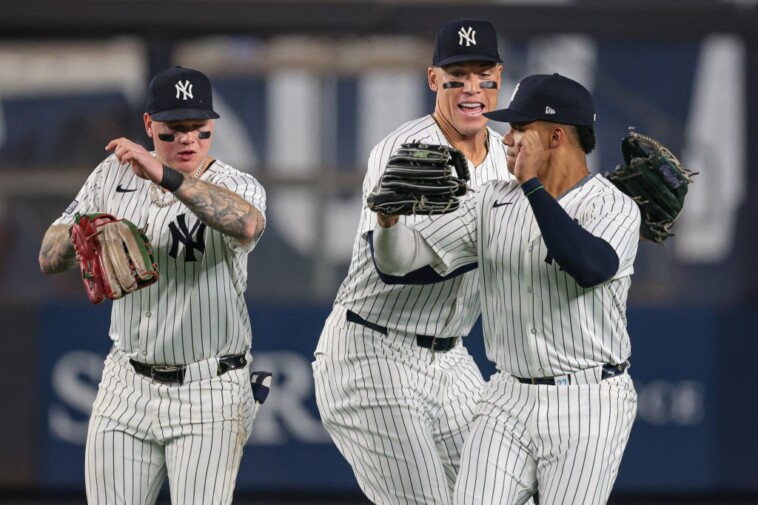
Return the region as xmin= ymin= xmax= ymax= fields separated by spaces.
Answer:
xmin=64 ymin=199 xmax=79 ymax=214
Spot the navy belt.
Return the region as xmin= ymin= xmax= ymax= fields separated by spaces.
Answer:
xmin=129 ymin=353 xmax=247 ymax=384
xmin=515 ymin=362 xmax=629 ymax=385
xmin=346 ymin=310 xmax=459 ymax=352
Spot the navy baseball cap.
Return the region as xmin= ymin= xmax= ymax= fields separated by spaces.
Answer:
xmin=146 ymin=66 xmax=220 ymax=122
xmin=485 ymin=73 xmax=596 ymax=126
xmin=432 ymin=19 xmax=502 ymax=67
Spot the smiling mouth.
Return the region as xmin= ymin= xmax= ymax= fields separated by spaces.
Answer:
xmin=459 ymin=102 xmax=484 ymax=115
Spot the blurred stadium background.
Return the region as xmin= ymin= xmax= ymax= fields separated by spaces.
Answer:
xmin=1 ymin=0 xmax=758 ymax=503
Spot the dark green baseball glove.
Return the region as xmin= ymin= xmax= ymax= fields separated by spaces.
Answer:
xmin=604 ymin=128 xmax=697 ymax=243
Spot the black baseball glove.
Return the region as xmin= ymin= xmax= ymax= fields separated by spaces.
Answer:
xmin=604 ymin=128 xmax=697 ymax=243
xmin=366 ymin=143 xmax=470 ymax=215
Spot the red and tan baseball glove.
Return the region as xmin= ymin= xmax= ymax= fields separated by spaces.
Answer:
xmin=70 ymin=213 xmax=159 ymax=304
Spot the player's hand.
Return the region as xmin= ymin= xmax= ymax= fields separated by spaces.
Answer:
xmin=513 ymin=130 xmax=546 ymax=183
xmin=105 ymin=138 xmax=163 ymax=184
xmin=377 ymin=213 xmax=399 ymax=228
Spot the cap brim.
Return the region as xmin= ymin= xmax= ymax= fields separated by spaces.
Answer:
xmin=150 ymin=109 xmax=220 ymax=122
xmin=483 ymin=108 xmax=536 ymax=124
xmin=434 ymin=54 xmax=502 ymax=68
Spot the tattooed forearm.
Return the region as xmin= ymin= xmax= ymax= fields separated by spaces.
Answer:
xmin=39 ymin=224 xmax=77 ymax=274
xmin=175 ymin=177 xmax=264 ymax=246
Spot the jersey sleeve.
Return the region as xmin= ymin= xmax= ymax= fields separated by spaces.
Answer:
xmin=214 ymin=170 xmax=267 ymax=254
xmin=53 ymin=157 xmax=113 ymax=226
xmin=414 ymin=191 xmax=480 ymax=276
xmin=578 ymin=187 xmax=641 ymax=278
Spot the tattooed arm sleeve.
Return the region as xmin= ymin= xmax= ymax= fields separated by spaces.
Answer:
xmin=39 ymin=224 xmax=77 ymax=274
xmin=173 ymin=177 xmax=265 ymax=250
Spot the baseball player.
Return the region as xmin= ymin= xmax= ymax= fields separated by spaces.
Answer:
xmin=38 ymin=67 xmax=266 ymax=505
xmin=372 ymin=74 xmax=641 ymax=505
xmin=312 ymin=19 xmax=519 ymax=505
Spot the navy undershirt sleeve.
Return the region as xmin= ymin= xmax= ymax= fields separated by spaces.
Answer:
xmin=367 ymin=231 xmax=478 ymax=285
xmin=521 ymin=177 xmax=619 ymax=288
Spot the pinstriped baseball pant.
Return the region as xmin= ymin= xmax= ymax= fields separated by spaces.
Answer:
xmin=454 ymin=371 xmax=637 ymax=505
xmin=313 ymin=305 xmax=485 ymax=505
xmin=85 ymin=348 xmax=256 ymax=505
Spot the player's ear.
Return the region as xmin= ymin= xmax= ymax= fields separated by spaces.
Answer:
xmin=549 ymin=126 xmax=564 ymax=148
xmin=143 ymin=113 xmax=153 ymax=137
xmin=494 ymin=63 xmax=504 ymax=83
xmin=428 ymin=67 xmax=438 ymax=92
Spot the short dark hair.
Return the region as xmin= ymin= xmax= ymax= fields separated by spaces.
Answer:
xmin=572 ymin=125 xmax=596 ymax=154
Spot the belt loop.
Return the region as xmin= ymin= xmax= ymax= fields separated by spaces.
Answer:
xmin=217 ymin=358 xmax=229 ymax=376
xmin=346 ymin=310 xmax=388 ymax=335
xmin=218 ymin=354 xmax=247 ymax=376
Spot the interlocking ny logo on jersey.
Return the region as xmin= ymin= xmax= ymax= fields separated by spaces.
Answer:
xmin=458 ymin=27 xmax=476 ymax=46
xmin=175 ymin=80 xmax=193 ymax=100
xmin=169 ymin=213 xmax=206 ymax=261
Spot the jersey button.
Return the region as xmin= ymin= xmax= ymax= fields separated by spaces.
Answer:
xmin=142 ymin=350 xmax=147 ymax=356
xmin=145 ymin=311 xmax=151 ymax=317
xmin=527 ymin=287 xmax=533 ymax=293
xmin=530 ymin=328 xmax=536 ymax=334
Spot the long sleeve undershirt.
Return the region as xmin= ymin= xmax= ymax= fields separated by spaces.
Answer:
xmin=521 ymin=177 xmax=619 ymax=288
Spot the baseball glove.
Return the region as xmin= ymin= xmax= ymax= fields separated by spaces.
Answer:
xmin=604 ymin=128 xmax=697 ymax=243
xmin=70 ymin=213 xmax=159 ymax=304
xmin=367 ymin=143 xmax=470 ymax=215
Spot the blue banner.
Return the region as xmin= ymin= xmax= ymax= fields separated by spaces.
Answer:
xmin=616 ymin=308 xmax=716 ymax=491
xmin=38 ymin=303 xmax=742 ymax=492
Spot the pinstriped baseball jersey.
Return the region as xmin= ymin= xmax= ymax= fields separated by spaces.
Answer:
xmin=331 ymin=115 xmax=514 ymax=339
xmin=314 ymin=114 xmax=514 ymax=505
xmin=414 ymin=175 xmax=641 ymax=376
xmin=54 ymin=154 xmax=266 ymax=365
xmin=380 ymin=173 xmax=641 ymax=504
xmin=56 ymin=152 xmax=265 ymax=505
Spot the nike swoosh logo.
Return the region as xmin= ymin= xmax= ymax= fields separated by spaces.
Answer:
xmin=493 ymin=201 xmax=514 ymax=208
xmin=116 ymin=184 xmax=138 ymax=193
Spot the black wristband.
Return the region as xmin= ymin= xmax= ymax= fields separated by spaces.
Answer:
xmin=160 ymin=165 xmax=184 ymax=192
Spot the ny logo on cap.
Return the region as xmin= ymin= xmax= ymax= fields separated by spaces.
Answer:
xmin=545 ymin=106 xmax=556 ymax=115
xmin=509 ymin=83 xmax=520 ymax=103
xmin=175 ymin=80 xmax=194 ymax=100
xmin=458 ymin=27 xmax=476 ymax=47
